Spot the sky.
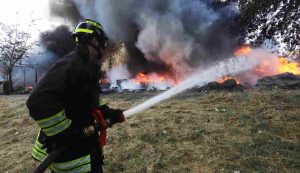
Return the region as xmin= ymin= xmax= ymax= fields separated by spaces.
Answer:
xmin=0 ymin=0 xmax=59 ymax=40
xmin=0 ymin=0 xmax=61 ymax=81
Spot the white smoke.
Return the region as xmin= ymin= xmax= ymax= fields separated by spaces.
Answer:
xmin=236 ymin=49 xmax=282 ymax=86
xmin=120 ymin=80 xmax=142 ymax=91
xmin=107 ymin=65 xmax=131 ymax=84
xmin=135 ymin=12 xmax=195 ymax=77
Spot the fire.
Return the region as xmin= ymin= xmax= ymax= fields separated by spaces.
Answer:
xmin=215 ymin=45 xmax=300 ymax=86
xmin=234 ymin=45 xmax=252 ymax=56
xmin=160 ymin=76 xmax=165 ymax=81
xmin=217 ymin=76 xmax=241 ymax=84
xmin=134 ymin=72 xmax=176 ymax=85
xmin=234 ymin=45 xmax=300 ymax=78
xmin=100 ymin=79 xmax=109 ymax=84
xmin=254 ymin=59 xmax=276 ymax=76
xmin=278 ymin=57 xmax=300 ymax=75
xmin=129 ymin=46 xmax=299 ymax=88
xmin=253 ymin=57 xmax=300 ymax=76
xmin=135 ymin=73 xmax=150 ymax=84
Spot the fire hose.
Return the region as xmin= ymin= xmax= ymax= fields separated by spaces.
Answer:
xmin=32 ymin=147 xmax=65 ymax=173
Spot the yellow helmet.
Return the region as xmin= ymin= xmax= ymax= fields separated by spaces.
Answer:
xmin=72 ymin=19 xmax=108 ymax=49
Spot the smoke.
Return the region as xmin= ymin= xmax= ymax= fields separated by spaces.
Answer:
xmin=107 ymin=65 xmax=131 ymax=84
xmin=12 ymin=48 xmax=60 ymax=88
xmin=39 ymin=0 xmax=80 ymax=57
xmin=15 ymin=0 xmax=80 ymax=80
xmin=12 ymin=67 xmax=35 ymax=88
xmin=236 ymin=49 xmax=282 ymax=86
xmin=74 ymin=0 xmax=241 ymax=79
xmin=22 ymin=0 xmax=80 ymax=74
xmin=30 ymin=25 xmax=76 ymax=72
xmin=49 ymin=0 xmax=81 ymax=25
xmin=124 ymin=48 xmax=277 ymax=117
xmin=39 ymin=25 xmax=75 ymax=57
xmin=35 ymin=0 xmax=241 ymax=83
xmin=120 ymin=81 xmax=142 ymax=91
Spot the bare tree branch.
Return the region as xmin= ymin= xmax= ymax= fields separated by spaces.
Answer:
xmin=0 ymin=21 xmax=38 ymax=93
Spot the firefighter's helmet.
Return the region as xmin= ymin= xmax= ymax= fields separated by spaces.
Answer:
xmin=72 ymin=19 xmax=108 ymax=49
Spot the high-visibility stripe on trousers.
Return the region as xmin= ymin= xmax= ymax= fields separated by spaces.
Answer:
xmin=32 ymin=134 xmax=91 ymax=173
xmin=49 ymin=155 xmax=91 ymax=173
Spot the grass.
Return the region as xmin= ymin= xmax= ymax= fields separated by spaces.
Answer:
xmin=0 ymin=95 xmax=39 ymax=173
xmin=0 ymin=89 xmax=299 ymax=173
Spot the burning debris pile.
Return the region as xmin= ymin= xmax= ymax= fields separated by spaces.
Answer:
xmin=199 ymin=78 xmax=243 ymax=91
xmin=102 ymin=45 xmax=300 ymax=92
xmin=103 ymin=70 xmax=175 ymax=92
xmin=198 ymin=46 xmax=300 ymax=91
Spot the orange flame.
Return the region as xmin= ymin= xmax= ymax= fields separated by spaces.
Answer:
xmin=135 ymin=73 xmax=150 ymax=84
xmin=160 ymin=76 xmax=165 ymax=82
xmin=235 ymin=45 xmax=300 ymax=75
xmin=100 ymin=79 xmax=109 ymax=84
xmin=278 ymin=57 xmax=300 ymax=75
xmin=217 ymin=76 xmax=241 ymax=84
xmin=234 ymin=45 xmax=252 ymax=56
xmin=133 ymin=72 xmax=177 ymax=85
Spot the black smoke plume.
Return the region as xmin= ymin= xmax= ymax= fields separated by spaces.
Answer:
xmin=34 ymin=0 xmax=81 ymax=71
xmin=39 ymin=25 xmax=75 ymax=57
xmin=49 ymin=0 xmax=81 ymax=25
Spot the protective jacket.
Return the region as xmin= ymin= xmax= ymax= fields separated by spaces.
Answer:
xmin=27 ymin=45 xmax=106 ymax=173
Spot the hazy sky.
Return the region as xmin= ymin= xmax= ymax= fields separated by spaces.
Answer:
xmin=0 ymin=0 xmax=59 ymax=39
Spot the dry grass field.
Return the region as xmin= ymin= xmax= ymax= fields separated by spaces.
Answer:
xmin=0 ymin=89 xmax=299 ymax=173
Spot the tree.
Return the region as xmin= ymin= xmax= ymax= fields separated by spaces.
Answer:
xmin=239 ymin=0 xmax=299 ymax=56
xmin=0 ymin=22 xmax=37 ymax=94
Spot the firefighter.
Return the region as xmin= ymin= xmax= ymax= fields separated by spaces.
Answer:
xmin=26 ymin=19 xmax=125 ymax=173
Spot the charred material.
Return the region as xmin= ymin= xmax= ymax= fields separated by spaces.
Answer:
xmin=255 ymin=73 xmax=300 ymax=89
xmin=199 ymin=78 xmax=244 ymax=91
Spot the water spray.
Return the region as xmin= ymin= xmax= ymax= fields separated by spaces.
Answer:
xmin=123 ymin=55 xmax=266 ymax=118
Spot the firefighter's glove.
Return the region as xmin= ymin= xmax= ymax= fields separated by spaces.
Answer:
xmin=118 ymin=111 xmax=125 ymax=123
xmin=106 ymin=109 xmax=125 ymax=127
xmin=100 ymin=106 xmax=125 ymax=127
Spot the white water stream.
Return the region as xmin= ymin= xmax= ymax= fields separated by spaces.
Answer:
xmin=123 ymin=54 xmax=269 ymax=118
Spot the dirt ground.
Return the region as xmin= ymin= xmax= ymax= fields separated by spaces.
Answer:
xmin=0 ymin=89 xmax=299 ymax=173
